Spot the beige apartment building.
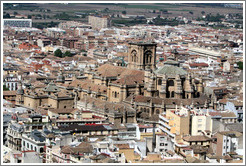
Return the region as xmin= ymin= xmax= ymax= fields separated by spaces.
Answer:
xmin=88 ymin=15 xmax=111 ymax=30
xmin=191 ymin=109 xmax=213 ymax=136
xmin=159 ymin=107 xmax=190 ymax=138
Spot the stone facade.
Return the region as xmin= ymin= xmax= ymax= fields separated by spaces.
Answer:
xmin=19 ymin=81 xmax=75 ymax=109
xmin=128 ymin=42 xmax=157 ymax=71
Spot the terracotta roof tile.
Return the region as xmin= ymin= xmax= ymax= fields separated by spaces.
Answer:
xmin=183 ymin=135 xmax=212 ymax=142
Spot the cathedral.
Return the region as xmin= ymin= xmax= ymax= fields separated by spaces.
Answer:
xmin=127 ymin=41 xmax=203 ymax=99
xmin=15 ymin=41 xmax=207 ymax=123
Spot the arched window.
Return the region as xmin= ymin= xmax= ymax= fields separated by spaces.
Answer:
xmin=158 ymin=79 xmax=162 ymax=85
xmin=144 ymin=51 xmax=152 ymax=64
xmin=131 ymin=50 xmax=137 ymax=62
xmin=171 ymin=91 xmax=175 ymax=98
xmin=115 ymin=92 xmax=117 ymax=98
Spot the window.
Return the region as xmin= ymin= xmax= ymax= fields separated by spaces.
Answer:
xmin=64 ymin=106 xmax=66 ymax=108
xmin=144 ymin=51 xmax=152 ymax=64
xmin=198 ymin=119 xmax=202 ymax=122
xmin=171 ymin=91 xmax=175 ymax=98
xmin=158 ymin=79 xmax=162 ymax=85
xmin=160 ymin=143 xmax=164 ymax=146
xmin=168 ymin=80 xmax=174 ymax=86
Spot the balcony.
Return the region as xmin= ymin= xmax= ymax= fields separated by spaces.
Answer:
xmin=159 ymin=120 xmax=171 ymax=130
xmin=159 ymin=126 xmax=175 ymax=138
xmin=159 ymin=114 xmax=169 ymax=123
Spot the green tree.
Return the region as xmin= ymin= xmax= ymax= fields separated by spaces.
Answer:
xmin=14 ymin=12 xmax=18 ymax=15
xmin=122 ymin=11 xmax=126 ymax=15
xmin=104 ymin=8 xmax=109 ymax=13
xmin=63 ymin=51 xmax=72 ymax=57
xmin=3 ymin=13 xmax=11 ymax=18
xmin=28 ymin=15 xmax=32 ymax=19
xmin=54 ymin=49 xmax=63 ymax=58
xmin=189 ymin=11 xmax=193 ymax=15
xmin=3 ymin=85 xmax=9 ymax=91
xmin=237 ymin=61 xmax=243 ymax=70
xmin=201 ymin=11 xmax=205 ymax=15
xmin=161 ymin=9 xmax=168 ymax=13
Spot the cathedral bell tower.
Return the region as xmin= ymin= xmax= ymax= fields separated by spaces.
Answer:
xmin=128 ymin=42 xmax=157 ymax=71
xmin=16 ymin=81 xmax=24 ymax=105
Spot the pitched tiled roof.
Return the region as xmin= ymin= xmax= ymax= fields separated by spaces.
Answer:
xmin=183 ymin=135 xmax=212 ymax=142
xmin=217 ymin=131 xmax=242 ymax=137
xmin=220 ymin=112 xmax=236 ymax=118
xmin=3 ymin=91 xmax=17 ymax=96
xmin=63 ymin=79 xmax=107 ymax=94
xmin=189 ymin=63 xmax=209 ymax=67
xmin=111 ymin=74 xmax=144 ymax=86
xmin=49 ymin=108 xmax=78 ymax=114
xmin=96 ymin=64 xmax=126 ymax=77
xmin=96 ymin=64 xmax=144 ymax=78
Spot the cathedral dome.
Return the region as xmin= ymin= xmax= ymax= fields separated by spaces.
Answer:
xmin=154 ymin=65 xmax=187 ymax=77
xmin=43 ymin=82 xmax=61 ymax=92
